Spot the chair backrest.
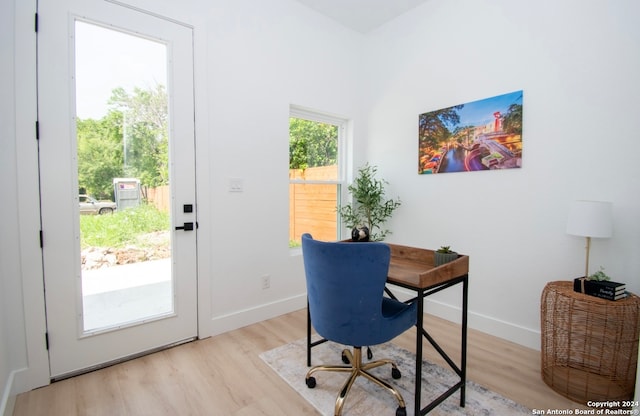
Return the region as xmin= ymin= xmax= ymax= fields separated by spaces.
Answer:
xmin=301 ymin=233 xmax=391 ymax=346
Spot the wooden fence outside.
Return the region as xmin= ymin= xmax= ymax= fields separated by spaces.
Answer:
xmin=147 ymin=185 xmax=170 ymax=213
xmin=289 ymin=165 xmax=339 ymax=243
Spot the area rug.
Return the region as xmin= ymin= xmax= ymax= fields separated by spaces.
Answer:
xmin=260 ymin=338 xmax=531 ymax=416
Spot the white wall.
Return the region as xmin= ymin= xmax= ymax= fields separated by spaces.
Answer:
xmin=195 ymin=0 xmax=367 ymax=334
xmin=2 ymin=0 xmax=46 ymax=407
xmin=1 ymin=0 xmax=28 ymax=412
xmin=364 ymin=0 xmax=640 ymax=348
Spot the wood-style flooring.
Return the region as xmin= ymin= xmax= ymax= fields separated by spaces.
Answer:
xmin=14 ymin=309 xmax=585 ymax=415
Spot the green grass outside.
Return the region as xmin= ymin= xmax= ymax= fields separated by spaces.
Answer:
xmin=80 ymin=204 xmax=170 ymax=249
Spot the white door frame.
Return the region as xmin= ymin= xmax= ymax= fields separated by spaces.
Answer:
xmin=12 ymin=0 xmax=212 ymax=392
xmin=37 ymin=0 xmax=198 ymax=379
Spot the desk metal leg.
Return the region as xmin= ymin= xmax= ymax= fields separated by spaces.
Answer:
xmin=415 ymin=289 xmax=424 ymax=416
xmin=460 ymin=274 xmax=468 ymax=407
xmin=411 ymin=275 xmax=468 ymax=415
xmin=307 ymin=297 xmax=311 ymax=367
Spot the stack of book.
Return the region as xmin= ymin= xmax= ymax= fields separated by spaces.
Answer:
xmin=573 ymin=277 xmax=627 ymax=301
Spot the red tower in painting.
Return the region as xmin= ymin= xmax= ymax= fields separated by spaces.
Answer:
xmin=493 ymin=111 xmax=502 ymax=132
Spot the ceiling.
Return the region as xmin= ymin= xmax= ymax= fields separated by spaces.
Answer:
xmin=293 ymin=0 xmax=431 ymax=33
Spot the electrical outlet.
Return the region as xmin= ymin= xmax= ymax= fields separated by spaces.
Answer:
xmin=261 ymin=275 xmax=270 ymax=290
xmin=229 ymin=177 xmax=244 ymax=192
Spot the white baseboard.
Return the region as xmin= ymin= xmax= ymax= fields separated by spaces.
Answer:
xmin=384 ymin=285 xmax=541 ymax=351
xmin=1 ymin=370 xmax=16 ymax=416
xmin=207 ymin=293 xmax=307 ymax=337
xmin=423 ymin=298 xmax=541 ymax=351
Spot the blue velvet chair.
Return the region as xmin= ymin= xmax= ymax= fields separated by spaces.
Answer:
xmin=301 ymin=233 xmax=417 ymax=416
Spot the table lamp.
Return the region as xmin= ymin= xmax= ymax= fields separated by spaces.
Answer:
xmin=566 ymin=200 xmax=613 ymax=278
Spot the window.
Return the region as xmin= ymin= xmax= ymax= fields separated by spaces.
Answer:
xmin=289 ymin=106 xmax=347 ymax=247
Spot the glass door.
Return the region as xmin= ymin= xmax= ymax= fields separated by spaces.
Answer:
xmin=38 ymin=0 xmax=198 ymax=379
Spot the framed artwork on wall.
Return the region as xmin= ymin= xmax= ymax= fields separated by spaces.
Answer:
xmin=418 ymin=90 xmax=523 ymax=174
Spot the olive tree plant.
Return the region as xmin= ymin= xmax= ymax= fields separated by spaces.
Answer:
xmin=338 ymin=163 xmax=402 ymax=241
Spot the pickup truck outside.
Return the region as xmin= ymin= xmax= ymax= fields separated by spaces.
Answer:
xmin=79 ymin=195 xmax=117 ymax=215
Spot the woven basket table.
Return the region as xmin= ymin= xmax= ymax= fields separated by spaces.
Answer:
xmin=541 ymin=281 xmax=639 ymax=404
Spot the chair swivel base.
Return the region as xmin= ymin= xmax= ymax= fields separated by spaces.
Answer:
xmin=305 ymin=346 xmax=407 ymax=416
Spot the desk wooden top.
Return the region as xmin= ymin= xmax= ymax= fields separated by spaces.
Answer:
xmin=386 ymin=243 xmax=469 ymax=290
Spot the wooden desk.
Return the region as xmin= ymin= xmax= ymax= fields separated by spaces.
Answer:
xmin=306 ymin=243 xmax=470 ymax=415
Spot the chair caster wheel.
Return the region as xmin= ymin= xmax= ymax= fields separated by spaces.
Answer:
xmin=395 ymin=406 xmax=407 ymax=416
xmin=341 ymin=350 xmax=350 ymax=364
xmin=391 ymin=367 xmax=401 ymax=379
xmin=305 ymin=377 xmax=316 ymax=388
xmin=367 ymin=347 xmax=373 ymax=360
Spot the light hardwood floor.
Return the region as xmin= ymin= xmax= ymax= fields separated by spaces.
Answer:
xmin=14 ymin=309 xmax=586 ymax=415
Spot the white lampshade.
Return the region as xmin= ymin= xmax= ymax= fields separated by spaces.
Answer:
xmin=566 ymin=200 xmax=613 ymax=238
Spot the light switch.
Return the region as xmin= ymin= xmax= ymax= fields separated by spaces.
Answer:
xmin=229 ymin=177 xmax=244 ymax=192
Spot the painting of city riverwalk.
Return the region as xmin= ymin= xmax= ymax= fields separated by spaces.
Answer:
xmin=418 ymin=90 xmax=523 ymax=174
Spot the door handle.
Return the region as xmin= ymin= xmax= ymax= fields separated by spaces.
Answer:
xmin=175 ymin=222 xmax=195 ymax=231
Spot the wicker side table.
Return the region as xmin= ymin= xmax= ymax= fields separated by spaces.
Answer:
xmin=541 ymin=281 xmax=640 ymax=404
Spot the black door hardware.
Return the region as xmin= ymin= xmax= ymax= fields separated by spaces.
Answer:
xmin=175 ymin=222 xmax=194 ymax=231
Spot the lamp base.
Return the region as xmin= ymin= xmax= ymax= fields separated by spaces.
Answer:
xmin=583 ymin=236 xmax=591 ymax=278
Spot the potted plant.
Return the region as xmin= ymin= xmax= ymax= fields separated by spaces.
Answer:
xmin=587 ymin=266 xmax=610 ymax=281
xmin=338 ymin=163 xmax=401 ymax=242
xmin=434 ymin=245 xmax=458 ymax=266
